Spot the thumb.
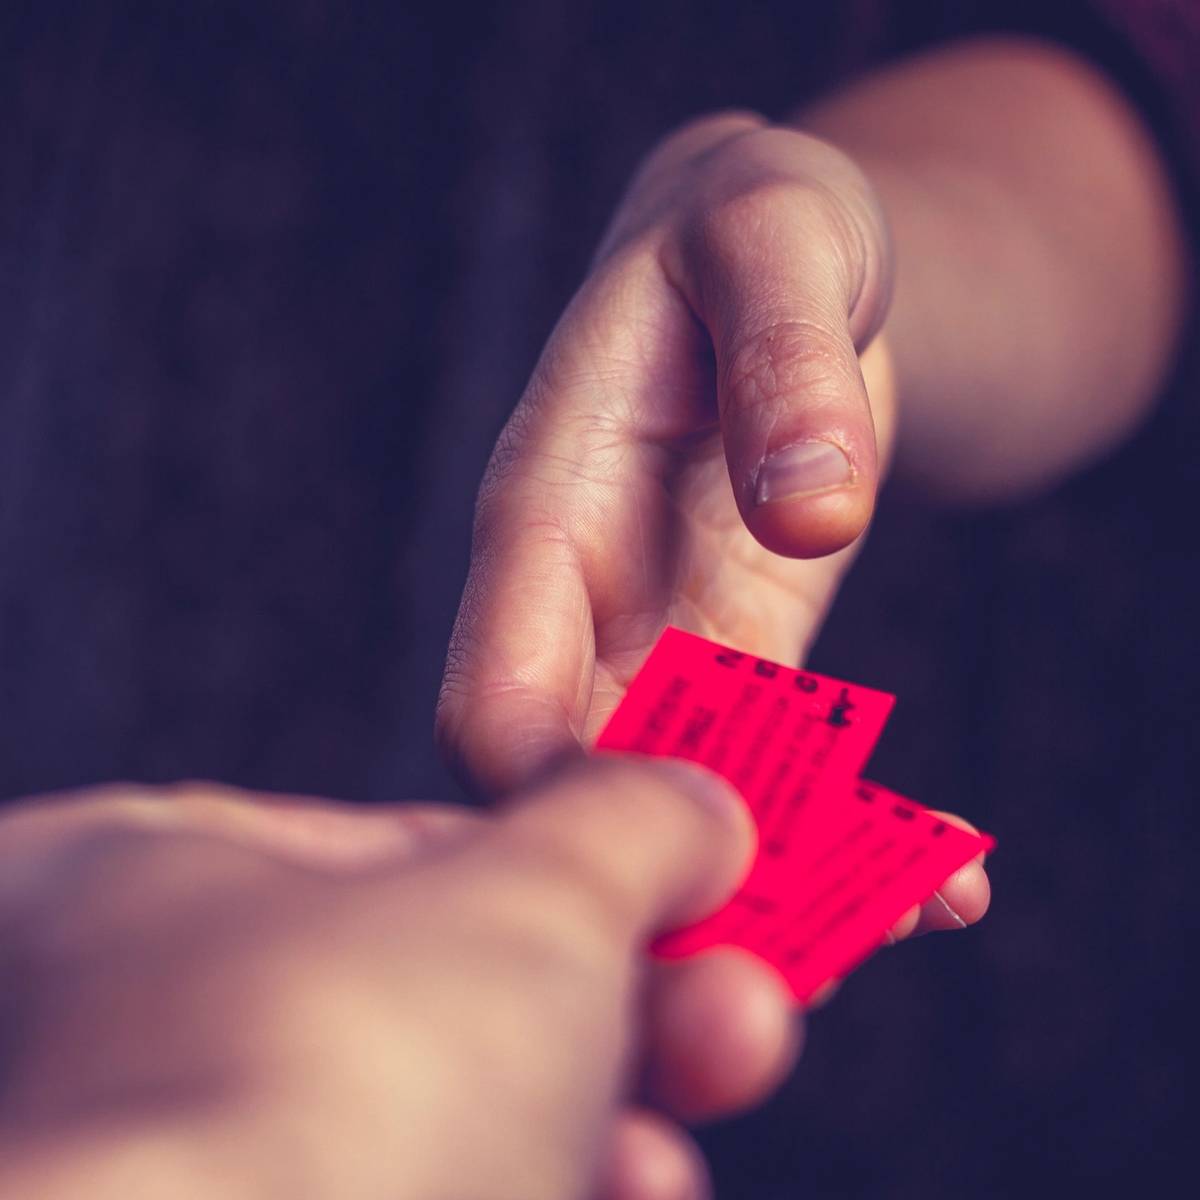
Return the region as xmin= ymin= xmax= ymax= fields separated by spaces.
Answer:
xmin=496 ymin=756 xmax=755 ymax=942
xmin=673 ymin=129 xmax=892 ymax=557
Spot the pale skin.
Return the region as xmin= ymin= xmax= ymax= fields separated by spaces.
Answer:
xmin=0 ymin=769 xmax=978 ymax=1200
xmin=2 ymin=33 xmax=1188 ymax=1200
xmin=437 ymin=32 xmax=1186 ymax=1197
xmin=0 ymin=764 xmax=754 ymax=1200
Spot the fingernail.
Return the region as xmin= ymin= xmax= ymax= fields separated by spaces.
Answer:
xmin=755 ymin=440 xmax=853 ymax=505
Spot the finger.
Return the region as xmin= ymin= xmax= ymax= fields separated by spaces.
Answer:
xmin=884 ymin=811 xmax=991 ymax=939
xmin=599 ymin=1108 xmax=711 ymax=1200
xmin=669 ymin=128 xmax=892 ymax=558
xmin=435 ymin=462 xmax=596 ymax=797
xmin=910 ymin=869 xmax=991 ymax=936
xmin=436 ymin=255 xmax=708 ymax=797
xmin=498 ymin=757 xmax=755 ymax=941
xmin=883 ymin=867 xmax=990 ymax=941
xmin=592 ymin=110 xmax=766 ymax=265
xmin=911 ymin=810 xmax=992 ymax=935
xmin=641 ymin=949 xmax=799 ymax=1123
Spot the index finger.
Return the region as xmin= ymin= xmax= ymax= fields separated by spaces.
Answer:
xmin=435 ymin=257 xmax=704 ymax=797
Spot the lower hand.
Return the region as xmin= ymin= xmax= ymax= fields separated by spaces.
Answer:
xmin=0 ymin=763 xmax=758 ymax=1199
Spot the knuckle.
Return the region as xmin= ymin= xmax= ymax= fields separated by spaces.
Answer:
xmin=684 ymin=132 xmax=853 ymax=241
xmin=673 ymin=126 xmax=884 ymax=315
xmin=651 ymin=109 xmax=766 ymax=163
xmin=60 ymin=781 xmax=158 ymax=815
xmin=162 ymin=779 xmax=246 ymax=808
xmin=631 ymin=113 xmax=767 ymax=219
xmin=472 ymin=395 xmax=629 ymax=540
xmin=687 ymin=177 xmax=814 ymax=260
xmin=436 ymin=611 xmax=580 ymax=791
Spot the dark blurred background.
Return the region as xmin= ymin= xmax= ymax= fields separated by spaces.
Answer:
xmin=1 ymin=2 xmax=1195 ymax=1195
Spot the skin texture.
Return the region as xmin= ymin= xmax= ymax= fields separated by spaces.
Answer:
xmin=437 ymin=34 xmax=1185 ymax=1193
xmin=0 ymin=765 xmax=749 ymax=1200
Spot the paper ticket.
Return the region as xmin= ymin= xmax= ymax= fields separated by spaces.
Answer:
xmin=595 ymin=627 xmax=994 ymax=1002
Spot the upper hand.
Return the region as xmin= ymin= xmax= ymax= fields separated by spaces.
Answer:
xmin=435 ymin=113 xmax=986 ymax=1141
xmin=437 ymin=112 xmax=896 ymax=797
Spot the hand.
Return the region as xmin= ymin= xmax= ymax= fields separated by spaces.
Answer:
xmin=438 ymin=113 xmax=896 ymax=796
xmin=0 ymin=762 xmax=755 ymax=1200
xmin=436 ymin=113 xmax=989 ymax=1131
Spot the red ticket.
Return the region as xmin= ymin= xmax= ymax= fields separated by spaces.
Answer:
xmin=594 ymin=627 xmax=994 ymax=1003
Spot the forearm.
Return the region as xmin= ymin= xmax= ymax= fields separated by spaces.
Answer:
xmin=800 ymin=37 xmax=1189 ymax=501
